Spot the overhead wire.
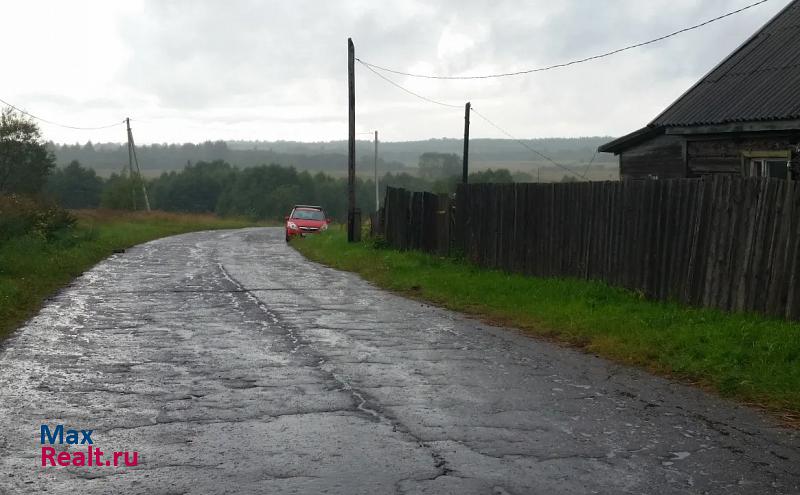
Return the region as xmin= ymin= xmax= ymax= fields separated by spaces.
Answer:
xmin=358 ymin=55 xmax=588 ymax=180
xmin=6 ymin=0 xmax=761 ymax=173
xmin=356 ymin=0 xmax=771 ymax=80
xmin=357 ymin=60 xmax=463 ymax=109
xmin=353 ymin=2 xmax=772 ymax=179
xmin=469 ymin=107 xmax=585 ymax=180
xmin=0 ymin=96 xmax=124 ymax=130
xmin=581 ymin=150 xmax=599 ymax=179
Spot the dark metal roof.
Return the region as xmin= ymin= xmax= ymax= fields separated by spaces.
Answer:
xmin=651 ymin=0 xmax=800 ymax=127
xmin=598 ymin=127 xmax=662 ymax=153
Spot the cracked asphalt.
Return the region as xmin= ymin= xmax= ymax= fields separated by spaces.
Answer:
xmin=1 ymin=227 xmax=799 ymax=494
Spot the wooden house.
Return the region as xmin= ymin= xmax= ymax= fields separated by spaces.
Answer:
xmin=599 ymin=0 xmax=800 ymax=180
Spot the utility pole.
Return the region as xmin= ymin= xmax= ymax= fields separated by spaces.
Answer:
xmin=347 ymin=38 xmax=359 ymax=242
xmin=374 ymin=130 xmax=379 ymax=212
xmin=126 ymin=117 xmax=151 ymax=212
xmin=462 ymin=102 xmax=471 ymax=184
xmin=126 ymin=118 xmax=137 ymax=210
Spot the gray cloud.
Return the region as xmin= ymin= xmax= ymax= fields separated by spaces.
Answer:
xmin=2 ymin=0 xmax=787 ymax=143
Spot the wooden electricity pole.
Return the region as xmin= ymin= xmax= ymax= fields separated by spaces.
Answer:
xmin=347 ymin=38 xmax=358 ymax=241
xmin=126 ymin=117 xmax=151 ymax=212
xmin=462 ymin=102 xmax=471 ymax=184
xmin=374 ymin=130 xmax=379 ymax=212
xmin=126 ymin=117 xmax=137 ymax=210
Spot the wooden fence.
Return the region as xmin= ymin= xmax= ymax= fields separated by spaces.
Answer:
xmin=379 ymin=177 xmax=800 ymax=320
xmin=381 ymin=188 xmax=453 ymax=256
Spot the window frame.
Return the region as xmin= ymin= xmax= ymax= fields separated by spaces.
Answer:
xmin=740 ymin=150 xmax=792 ymax=180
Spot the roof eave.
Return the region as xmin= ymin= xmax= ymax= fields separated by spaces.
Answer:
xmin=663 ymin=118 xmax=800 ymax=135
xmin=598 ymin=126 xmax=662 ymax=154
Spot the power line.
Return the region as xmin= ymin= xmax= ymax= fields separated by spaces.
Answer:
xmin=0 ymin=96 xmax=124 ymax=130
xmin=469 ymin=107 xmax=584 ymax=180
xmin=581 ymin=150 xmax=599 ymax=179
xmin=357 ymin=57 xmax=585 ymax=180
xmin=357 ymin=60 xmax=463 ymax=109
xmin=357 ymin=0 xmax=771 ymax=80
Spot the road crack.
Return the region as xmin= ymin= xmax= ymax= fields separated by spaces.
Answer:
xmin=214 ymin=260 xmax=457 ymax=483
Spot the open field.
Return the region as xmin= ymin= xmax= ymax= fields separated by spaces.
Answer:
xmin=0 ymin=210 xmax=259 ymax=341
xmin=471 ymin=160 xmax=618 ymax=181
xmin=293 ymin=229 xmax=800 ymax=423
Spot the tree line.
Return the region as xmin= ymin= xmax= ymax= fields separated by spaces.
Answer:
xmin=44 ymin=154 xmax=521 ymax=221
xmin=51 ymin=140 xmax=408 ymax=175
xmin=1 ymin=106 xmax=562 ymax=223
xmin=52 ymin=136 xmax=615 ymax=173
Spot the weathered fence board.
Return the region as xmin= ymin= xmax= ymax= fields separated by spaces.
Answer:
xmin=381 ymin=177 xmax=800 ymax=320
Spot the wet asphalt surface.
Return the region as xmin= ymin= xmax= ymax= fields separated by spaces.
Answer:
xmin=0 ymin=227 xmax=799 ymax=494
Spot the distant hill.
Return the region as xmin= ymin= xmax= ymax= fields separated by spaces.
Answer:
xmin=49 ymin=140 xmax=407 ymax=178
xmin=49 ymin=137 xmax=618 ymax=180
xmin=227 ymin=136 xmax=616 ymax=163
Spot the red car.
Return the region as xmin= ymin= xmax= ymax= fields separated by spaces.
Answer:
xmin=285 ymin=205 xmax=331 ymax=242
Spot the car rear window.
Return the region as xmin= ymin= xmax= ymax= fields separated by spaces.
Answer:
xmin=292 ymin=209 xmax=325 ymax=220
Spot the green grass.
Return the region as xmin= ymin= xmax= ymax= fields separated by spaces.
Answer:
xmin=293 ymin=229 xmax=800 ymax=421
xmin=0 ymin=210 xmax=259 ymax=341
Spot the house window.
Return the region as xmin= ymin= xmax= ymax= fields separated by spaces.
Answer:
xmin=741 ymin=151 xmax=792 ymax=179
xmin=748 ymin=159 xmax=788 ymax=179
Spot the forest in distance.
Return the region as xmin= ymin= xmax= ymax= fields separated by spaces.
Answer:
xmin=49 ymin=136 xmax=618 ymax=181
xmin=40 ymin=135 xmax=620 ymax=220
xmin=45 ymin=155 xmax=570 ymax=221
xmin=3 ymin=104 xmax=617 ymax=223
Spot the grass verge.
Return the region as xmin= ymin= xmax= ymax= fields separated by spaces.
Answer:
xmin=0 ymin=209 xmax=259 ymax=341
xmin=293 ymin=229 xmax=800 ymax=423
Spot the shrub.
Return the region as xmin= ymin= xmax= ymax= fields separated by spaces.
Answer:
xmin=0 ymin=194 xmax=75 ymax=242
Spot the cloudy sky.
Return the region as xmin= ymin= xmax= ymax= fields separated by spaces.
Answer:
xmin=0 ymin=0 xmax=787 ymax=144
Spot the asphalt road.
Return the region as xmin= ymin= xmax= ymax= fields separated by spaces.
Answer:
xmin=1 ymin=227 xmax=798 ymax=494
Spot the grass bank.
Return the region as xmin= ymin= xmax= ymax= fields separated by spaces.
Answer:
xmin=293 ymin=229 xmax=800 ymax=422
xmin=0 ymin=210 xmax=258 ymax=341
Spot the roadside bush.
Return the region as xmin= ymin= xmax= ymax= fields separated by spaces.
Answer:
xmin=371 ymin=235 xmax=389 ymax=250
xmin=0 ymin=194 xmax=75 ymax=242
